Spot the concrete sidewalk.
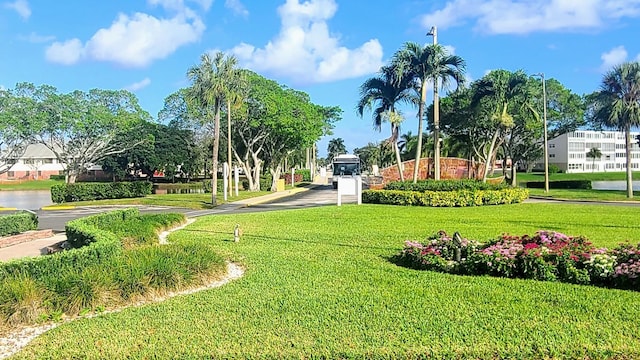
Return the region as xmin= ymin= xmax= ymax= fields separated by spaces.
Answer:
xmin=0 ymin=185 xmax=314 ymax=262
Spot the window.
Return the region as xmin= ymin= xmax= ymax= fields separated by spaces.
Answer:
xmin=7 ymin=171 xmax=14 ymax=178
xmin=569 ymin=142 xmax=584 ymax=151
xmin=568 ymin=164 xmax=583 ymax=170
xmin=586 ymin=143 xmax=601 ymax=149
xmin=549 ymin=154 xmax=556 ymax=158
xmin=606 ymin=163 xmax=615 ymax=169
xmin=44 ymin=159 xmax=53 ymax=164
xmin=616 ymin=144 xmax=626 ymax=149
xmin=616 ymin=153 xmax=626 ymax=158
xmin=549 ymin=144 xmax=555 ymax=149
xmin=569 ymin=153 xmax=585 ymax=159
xmin=601 ymin=143 xmax=615 ymax=151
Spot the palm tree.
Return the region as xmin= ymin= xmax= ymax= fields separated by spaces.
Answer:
xmin=591 ymin=61 xmax=640 ymax=198
xmin=392 ymin=42 xmax=465 ymax=182
xmin=586 ymin=147 xmax=602 ymax=172
xmin=327 ymin=138 xmax=346 ymax=162
xmin=187 ymin=52 xmax=239 ymax=205
xmin=357 ymin=65 xmax=414 ymax=181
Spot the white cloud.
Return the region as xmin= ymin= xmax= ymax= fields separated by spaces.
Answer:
xmin=19 ymin=32 xmax=55 ymax=43
xmin=45 ymin=39 xmax=84 ymax=65
xmin=148 ymin=0 xmax=212 ymax=11
xmin=124 ymin=77 xmax=151 ymax=91
xmin=225 ymin=0 xmax=248 ymax=16
xmin=4 ymin=0 xmax=30 ymax=19
xmin=45 ymin=1 xmax=206 ymax=67
xmin=0 ymin=85 xmax=6 ymax=91
xmin=230 ymin=0 xmax=383 ymax=84
xmin=420 ymin=0 xmax=640 ymax=35
xmin=599 ymin=46 xmax=640 ymax=72
xmin=600 ymin=46 xmax=628 ymax=71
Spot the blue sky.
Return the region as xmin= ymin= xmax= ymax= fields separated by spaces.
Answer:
xmin=2 ymin=0 xmax=640 ymax=157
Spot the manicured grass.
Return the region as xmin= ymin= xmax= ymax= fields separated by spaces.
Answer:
xmin=528 ymin=188 xmax=640 ymax=201
xmin=44 ymin=191 xmax=272 ymax=210
xmin=14 ymin=203 xmax=640 ymax=359
xmin=518 ymin=171 xmax=640 ymax=183
xmin=0 ymin=179 xmax=63 ymax=191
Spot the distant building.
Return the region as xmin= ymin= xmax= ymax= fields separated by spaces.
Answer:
xmin=0 ymin=144 xmax=64 ymax=180
xmin=545 ymin=130 xmax=640 ymax=173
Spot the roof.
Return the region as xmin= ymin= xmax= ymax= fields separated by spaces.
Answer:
xmin=14 ymin=144 xmax=57 ymax=159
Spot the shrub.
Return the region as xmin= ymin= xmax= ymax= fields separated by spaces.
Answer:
xmin=525 ymin=180 xmax=591 ymax=189
xmin=241 ymin=175 xmax=273 ymax=191
xmin=384 ymin=179 xmax=507 ymax=192
xmin=49 ymin=174 xmax=66 ymax=181
xmin=362 ymin=188 xmax=529 ymax=207
xmin=0 ymin=211 xmax=38 ymax=236
xmin=202 ymin=179 xmax=225 ymax=193
xmin=295 ymin=169 xmax=311 ymax=182
xmin=548 ymin=164 xmax=562 ymax=174
xmin=51 ymin=181 xmax=153 ymax=203
xmin=395 ymin=230 xmax=640 ymax=291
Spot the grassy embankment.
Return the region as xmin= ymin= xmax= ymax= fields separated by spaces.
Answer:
xmin=518 ymin=171 xmax=640 ymax=201
xmin=13 ymin=203 xmax=640 ymax=359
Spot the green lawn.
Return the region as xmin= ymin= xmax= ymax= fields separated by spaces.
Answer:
xmin=527 ymin=188 xmax=640 ymax=201
xmin=42 ymin=191 xmax=276 ymax=210
xmin=0 ymin=179 xmax=63 ymax=191
xmin=518 ymin=171 xmax=640 ymax=183
xmin=14 ymin=203 xmax=640 ymax=359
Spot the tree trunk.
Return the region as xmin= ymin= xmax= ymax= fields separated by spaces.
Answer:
xmin=227 ymin=100 xmax=233 ymax=198
xmin=211 ymin=104 xmax=221 ymax=205
xmin=510 ymin=163 xmax=517 ymax=187
xmin=251 ymin=153 xmax=262 ymax=191
xmin=626 ymin=125 xmax=633 ymax=198
xmin=433 ymin=78 xmax=441 ymax=181
xmin=413 ymin=79 xmax=428 ymax=183
xmin=482 ymin=129 xmax=500 ymax=182
xmin=391 ymin=123 xmax=404 ymax=182
xmin=270 ymin=165 xmax=282 ymax=192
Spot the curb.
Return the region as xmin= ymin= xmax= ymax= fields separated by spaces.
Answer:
xmin=528 ymin=195 xmax=640 ymax=204
xmin=0 ymin=207 xmax=17 ymax=211
xmin=41 ymin=205 xmax=76 ymax=210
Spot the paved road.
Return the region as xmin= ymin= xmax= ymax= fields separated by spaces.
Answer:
xmin=34 ymin=184 xmax=354 ymax=232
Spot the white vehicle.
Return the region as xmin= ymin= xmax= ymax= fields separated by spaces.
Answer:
xmin=331 ymin=154 xmax=361 ymax=189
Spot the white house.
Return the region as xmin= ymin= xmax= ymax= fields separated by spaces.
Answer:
xmin=546 ymin=130 xmax=640 ymax=173
xmin=0 ymin=144 xmax=64 ymax=180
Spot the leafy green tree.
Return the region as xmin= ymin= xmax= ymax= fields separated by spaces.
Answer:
xmin=392 ymin=43 xmax=465 ymax=182
xmin=0 ymin=88 xmax=28 ymax=174
xmin=187 ymin=52 xmax=240 ymax=204
xmin=7 ymin=83 xmax=150 ymax=183
xmin=327 ymin=138 xmax=347 ymax=162
xmin=470 ymin=70 xmax=534 ymax=182
xmin=357 ymin=65 xmax=414 ymax=181
xmin=589 ymin=61 xmax=640 ymax=198
xmin=586 ymin=147 xmax=602 ymax=172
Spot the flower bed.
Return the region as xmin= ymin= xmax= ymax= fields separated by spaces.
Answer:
xmin=394 ymin=230 xmax=640 ymax=290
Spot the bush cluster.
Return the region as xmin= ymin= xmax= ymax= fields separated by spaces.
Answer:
xmin=384 ymin=179 xmax=507 ymax=191
xmin=0 ymin=208 xmax=225 ymax=332
xmin=48 ymin=174 xmax=66 ymax=181
xmin=201 ymin=179 xmax=225 ymax=193
xmin=362 ymin=188 xmax=529 ymax=207
xmin=51 ymin=181 xmax=153 ymax=203
xmin=525 ymin=180 xmax=591 ymax=189
xmin=296 ymin=169 xmax=311 ymax=182
xmin=0 ymin=211 xmax=38 ymax=237
xmin=395 ymin=230 xmax=640 ymax=290
xmin=241 ymin=175 xmax=273 ymax=191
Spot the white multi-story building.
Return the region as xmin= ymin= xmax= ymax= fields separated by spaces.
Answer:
xmin=547 ymin=130 xmax=640 ymax=173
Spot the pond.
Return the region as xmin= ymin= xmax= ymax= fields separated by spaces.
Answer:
xmin=591 ymin=180 xmax=640 ymax=191
xmin=0 ymin=190 xmax=53 ymax=210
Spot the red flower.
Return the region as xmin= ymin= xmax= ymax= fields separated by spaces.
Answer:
xmin=524 ymin=243 xmax=539 ymax=250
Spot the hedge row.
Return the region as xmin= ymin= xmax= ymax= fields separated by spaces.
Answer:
xmin=0 ymin=211 xmax=38 ymax=237
xmin=384 ymin=179 xmax=507 ymax=192
xmin=525 ymin=180 xmax=592 ymax=189
xmin=51 ymin=182 xmax=153 ymax=203
xmin=0 ymin=209 xmax=134 ymax=280
xmin=362 ymin=188 xmax=529 ymax=207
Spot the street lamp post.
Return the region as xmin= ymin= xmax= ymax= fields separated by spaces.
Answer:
xmin=427 ymin=26 xmax=440 ymax=180
xmin=534 ymin=73 xmax=549 ymax=193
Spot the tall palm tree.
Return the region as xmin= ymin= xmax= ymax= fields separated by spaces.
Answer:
xmin=592 ymin=62 xmax=640 ymax=198
xmin=356 ymin=65 xmax=414 ymax=181
xmin=187 ymin=52 xmax=239 ymax=205
xmin=327 ymin=137 xmax=346 ymax=162
xmin=586 ymin=147 xmax=602 ymax=172
xmin=392 ymin=42 xmax=465 ymax=182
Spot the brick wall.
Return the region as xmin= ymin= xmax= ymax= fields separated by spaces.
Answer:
xmin=379 ymin=157 xmax=479 ymax=184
